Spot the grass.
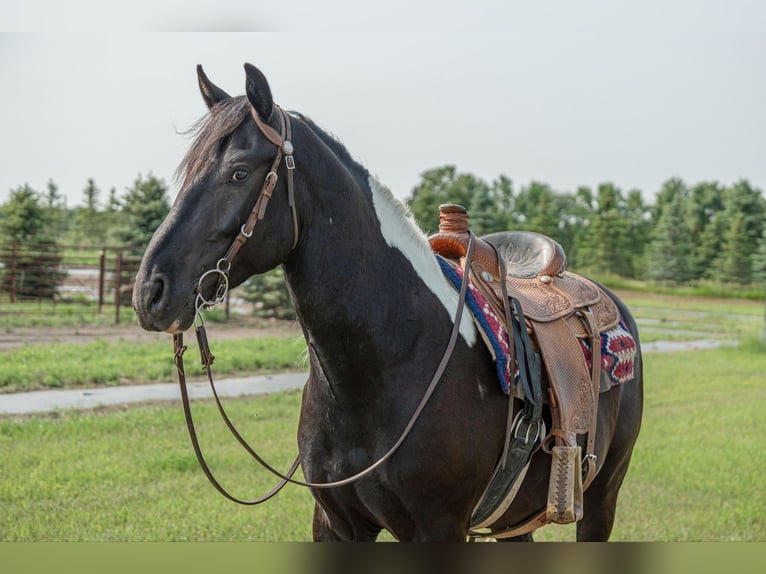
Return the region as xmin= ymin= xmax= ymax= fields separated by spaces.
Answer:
xmin=1 ymin=288 xmax=765 ymax=541
xmin=2 ymin=340 xmax=765 ymax=541
xmin=0 ymin=336 xmax=307 ymax=393
xmin=593 ymin=273 xmax=766 ymax=302
xmin=0 ymin=390 xmax=315 ymax=541
xmin=0 ymin=299 xmax=229 ymax=328
xmin=0 ymin=300 xmax=123 ymax=327
xmin=534 ymin=341 xmax=766 ymax=542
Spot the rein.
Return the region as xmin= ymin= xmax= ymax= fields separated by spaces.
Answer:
xmin=172 ymin=105 xmax=476 ymax=504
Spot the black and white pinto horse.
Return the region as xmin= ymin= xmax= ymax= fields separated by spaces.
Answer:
xmin=133 ymin=63 xmax=643 ymax=542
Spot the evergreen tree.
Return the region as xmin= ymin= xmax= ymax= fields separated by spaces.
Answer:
xmin=0 ymin=184 xmax=64 ymax=299
xmin=0 ymin=184 xmax=45 ymax=242
xmin=577 ymin=183 xmax=630 ymax=276
xmin=83 ymin=178 xmax=100 ymax=211
xmin=116 ymin=173 xmax=170 ymax=252
xmin=513 ymin=181 xmax=563 ymax=241
xmin=686 ymin=181 xmax=725 ymax=279
xmin=43 ymin=179 xmax=67 ymax=240
xmin=646 ymin=194 xmax=694 ymax=283
xmin=74 ymin=178 xmax=107 ymax=246
xmin=45 ymin=179 xmax=61 ymax=209
xmin=752 ymin=228 xmax=766 ymax=284
xmin=407 ymin=165 xmax=499 ymax=235
xmin=622 ymin=189 xmax=651 ymax=278
xmin=720 ymin=212 xmax=755 ymax=284
xmin=697 ymin=211 xmax=728 ymax=280
xmin=240 ymin=267 xmax=296 ymax=319
xmin=490 ymin=175 xmax=515 ymax=228
xmin=564 ymin=186 xmax=594 ymax=269
xmin=710 ymin=180 xmax=765 ymax=283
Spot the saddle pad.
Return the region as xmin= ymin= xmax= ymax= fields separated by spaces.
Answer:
xmin=437 ymin=256 xmax=513 ymax=394
xmin=579 ymin=320 xmax=637 ymax=388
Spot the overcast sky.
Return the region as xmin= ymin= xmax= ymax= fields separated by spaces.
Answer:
xmin=1 ymin=1 xmax=764 ymax=208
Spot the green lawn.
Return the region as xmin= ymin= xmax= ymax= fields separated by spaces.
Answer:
xmin=2 ymin=289 xmax=765 ymax=541
xmin=0 ymin=336 xmax=307 ymax=393
xmin=2 ymin=340 xmax=765 ymax=541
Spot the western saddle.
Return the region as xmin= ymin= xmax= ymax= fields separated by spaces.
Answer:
xmin=428 ymin=204 xmax=621 ymax=534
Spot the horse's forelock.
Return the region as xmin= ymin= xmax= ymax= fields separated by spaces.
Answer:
xmin=176 ymin=96 xmax=251 ymax=189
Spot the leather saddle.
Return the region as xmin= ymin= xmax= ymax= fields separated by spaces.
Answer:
xmin=428 ymin=204 xmax=620 ymax=528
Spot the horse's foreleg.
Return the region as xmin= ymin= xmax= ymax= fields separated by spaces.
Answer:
xmin=311 ymin=502 xmax=382 ymax=542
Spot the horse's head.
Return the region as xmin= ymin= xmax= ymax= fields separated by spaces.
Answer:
xmin=133 ymin=64 xmax=300 ymax=332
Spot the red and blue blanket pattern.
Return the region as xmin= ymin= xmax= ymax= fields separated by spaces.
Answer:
xmin=437 ymin=257 xmax=637 ymax=396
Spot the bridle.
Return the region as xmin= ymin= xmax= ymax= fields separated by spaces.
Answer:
xmin=189 ymin=105 xmax=299 ymax=321
xmin=171 ymin=103 xmax=475 ymax=505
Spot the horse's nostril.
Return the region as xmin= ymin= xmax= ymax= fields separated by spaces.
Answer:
xmin=149 ymin=275 xmax=166 ymax=310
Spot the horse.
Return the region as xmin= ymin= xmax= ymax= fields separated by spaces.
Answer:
xmin=132 ymin=63 xmax=643 ymax=542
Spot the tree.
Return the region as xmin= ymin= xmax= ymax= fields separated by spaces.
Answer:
xmin=577 ymin=183 xmax=631 ymax=276
xmin=82 ymin=178 xmax=100 ymax=211
xmin=645 ymin=193 xmax=694 ymax=283
xmin=686 ymin=181 xmax=725 ymax=279
xmin=240 ymin=267 xmax=296 ymax=319
xmin=116 ymin=173 xmax=171 ymax=251
xmin=720 ymin=212 xmax=755 ymax=284
xmin=407 ymin=165 xmax=501 ymax=235
xmin=74 ymin=178 xmax=107 ymax=245
xmin=513 ymin=181 xmax=563 ymax=241
xmin=0 ymin=184 xmax=64 ymax=299
xmin=708 ymin=180 xmax=765 ymax=283
xmin=0 ymin=184 xmax=45 ymax=242
xmin=45 ymin=179 xmax=62 ymax=209
xmin=696 ymin=211 xmax=728 ymax=280
xmin=753 ymin=228 xmax=766 ymax=284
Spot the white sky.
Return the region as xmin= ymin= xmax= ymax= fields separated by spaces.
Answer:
xmin=1 ymin=1 xmax=764 ymax=208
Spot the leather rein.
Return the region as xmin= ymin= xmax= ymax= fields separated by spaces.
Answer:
xmin=171 ymin=105 xmax=476 ymax=505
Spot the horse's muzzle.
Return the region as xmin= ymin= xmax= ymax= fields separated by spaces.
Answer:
xmin=133 ymin=271 xmax=190 ymax=332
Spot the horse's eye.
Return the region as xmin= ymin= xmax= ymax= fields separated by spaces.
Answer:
xmin=231 ymin=169 xmax=249 ymax=182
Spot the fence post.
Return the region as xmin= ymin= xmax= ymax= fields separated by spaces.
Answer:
xmin=98 ymin=249 xmax=106 ymax=314
xmin=9 ymin=243 xmax=17 ymax=303
xmin=114 ymin=250 xmax=123 ymax=324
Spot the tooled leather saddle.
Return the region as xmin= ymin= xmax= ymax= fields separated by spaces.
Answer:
xmin=428 ymin=204 xmax=621 ymax=533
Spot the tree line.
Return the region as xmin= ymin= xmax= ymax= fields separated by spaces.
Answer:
xmin=0 ymin=174 xmax=171 ymax=251
xmin=408 ymin=166 xmax=766 ymax=286
xmin=0 ymin=174 xmax=171 ymax=300
xmin=2 ymin=166 xmax=765 ymax=308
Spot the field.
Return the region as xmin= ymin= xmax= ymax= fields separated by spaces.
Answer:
xmin=0 ymin=291 xmax=765 ymax=541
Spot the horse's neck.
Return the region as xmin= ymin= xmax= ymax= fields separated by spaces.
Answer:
xmin=284 ymin=174 xmax=476 ymax=397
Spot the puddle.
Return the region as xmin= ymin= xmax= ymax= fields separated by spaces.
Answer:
xmin=640 ymin=339 xmax=738 ymax=353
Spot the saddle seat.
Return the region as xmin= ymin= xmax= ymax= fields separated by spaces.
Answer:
xmin=428 ymin=204 xmax=622 ymax=529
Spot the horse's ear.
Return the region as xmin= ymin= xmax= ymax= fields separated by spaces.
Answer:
xmin=197 ymin=65 xmax=231 ymax=109
xmin=244 ymin=63 xmax=274 ymax=122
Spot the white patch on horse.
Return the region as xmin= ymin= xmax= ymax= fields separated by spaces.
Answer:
xmin=368 ymin=175 xmax=476 ymax=346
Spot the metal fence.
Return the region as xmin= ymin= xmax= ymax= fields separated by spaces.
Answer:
xmin=0 ymin=242 xmax=142 ymax=323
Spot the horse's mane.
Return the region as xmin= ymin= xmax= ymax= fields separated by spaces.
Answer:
xmin=290 ymin=111 xmax=372 ymax=186
xmin=176 ymin=96 xmax=252 ymax=188
xmin=176 ymin=98 xmax=373 ymax=194
xmin=176 ymin=99 xmax=422 ymax=249
xmin=294 ymin=112 xmax=432 ymax=251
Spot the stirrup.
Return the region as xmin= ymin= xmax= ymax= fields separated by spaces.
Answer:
xmin=546 ymin=445 xmax=584 ymax=524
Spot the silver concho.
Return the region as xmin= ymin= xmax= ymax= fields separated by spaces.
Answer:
xmin=281 ymin=140 xmax=294 ymax=155
xmin=538 ymin=274 xmax=553 ymax=284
